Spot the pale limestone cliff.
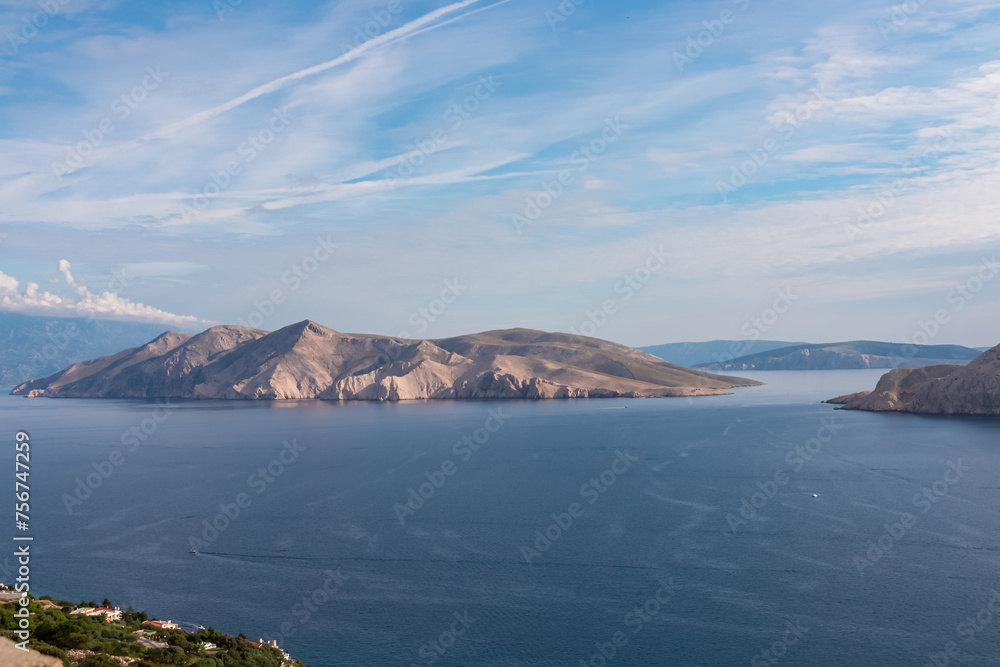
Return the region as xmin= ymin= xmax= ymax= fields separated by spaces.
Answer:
xmin=12 ymin=321 xmax=761 ymax=401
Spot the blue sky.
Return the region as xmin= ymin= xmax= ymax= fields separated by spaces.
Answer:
xmin=1 ymin=0 xmax=999 ymax=347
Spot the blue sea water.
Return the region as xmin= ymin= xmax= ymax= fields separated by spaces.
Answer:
xmin=3 ymin=370 xmax=1000 ymax=666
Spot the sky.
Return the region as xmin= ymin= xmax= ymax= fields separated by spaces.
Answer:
xmin=0 ymin=0 xmax=999 ymax=347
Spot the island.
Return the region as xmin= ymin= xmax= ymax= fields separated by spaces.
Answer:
xmin=827 ymin=344 xmax=1000 ymax=415
xmin=693 ymin=340 xmax=982 ymax=371
xmin=11 ymin=320 xmax=761 ymax=401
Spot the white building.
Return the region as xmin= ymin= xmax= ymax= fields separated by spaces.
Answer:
xmin=70 ymin=606 xmax=123 ymax=622
xmin=91 ymin=607 xmax=123 ymax=621
xmin=249 ymin=638 xmax=291 ymax=660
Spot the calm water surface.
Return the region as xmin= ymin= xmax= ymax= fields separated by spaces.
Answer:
xmin=3 ymin=370 xmax=1000 ymax=666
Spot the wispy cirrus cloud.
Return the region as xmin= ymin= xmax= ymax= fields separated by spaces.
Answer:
xmin=1 ymin=0 xmax=999 ymax=344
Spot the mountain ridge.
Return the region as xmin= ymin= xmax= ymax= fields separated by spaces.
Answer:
xmin=639 ymin=339 xmax=804 ymax=367
xmin=0 ymin=312 xmax=190 ymax=388
xmin=12 ymin=320 xmax=762 ymax=401
xmin=693 ymin=340 xmax=982 ymax=371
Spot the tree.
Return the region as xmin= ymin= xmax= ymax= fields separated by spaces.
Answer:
xmin=102 ymin=598 xmax=113 ymax=608
xmin=123 ymin=606 xmax=148 ymax=624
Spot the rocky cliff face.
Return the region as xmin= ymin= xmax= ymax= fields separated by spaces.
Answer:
xmin=11 ymin=320 xmax=761 ymax=401
xmin=828 ymin=344 xmax=1000 ymax=415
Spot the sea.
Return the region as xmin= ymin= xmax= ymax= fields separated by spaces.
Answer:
xmin=4 ymin=369 xmax=1000 ymax=666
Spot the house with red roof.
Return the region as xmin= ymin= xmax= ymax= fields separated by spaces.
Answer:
xmin=143 ymin=619 xmax=179 ymax=630
xmin=70 ymin=606 xmax=122 ymax=622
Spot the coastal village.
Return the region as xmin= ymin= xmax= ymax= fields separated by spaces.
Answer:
xmin=0 ymin=586 xmax=301 ymax=667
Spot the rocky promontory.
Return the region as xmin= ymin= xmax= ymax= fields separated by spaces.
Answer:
xmin=828 ymin=344 xmax=1000 ymax=415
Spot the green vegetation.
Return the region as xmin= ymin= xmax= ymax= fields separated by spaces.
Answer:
xmin=0 ymin=595 xmax=306 ymax=667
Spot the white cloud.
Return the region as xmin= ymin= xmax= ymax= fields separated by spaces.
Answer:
xmin=0 ymin=260 xmax=208 ymax=328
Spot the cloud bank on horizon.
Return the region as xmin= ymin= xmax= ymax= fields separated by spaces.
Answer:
xmin=0 ymin=260 xmax=207 ymax=328
xmin=0 ymin=0 xmax=998 ymax=345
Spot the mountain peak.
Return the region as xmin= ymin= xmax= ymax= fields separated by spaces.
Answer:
xmin=279 ymin=320 xmax=339 ymax=336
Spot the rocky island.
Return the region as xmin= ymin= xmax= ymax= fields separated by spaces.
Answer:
xmin=11 ymin=320 xmax=760 ymax=401
xmin=828 ymin=344 xmax=1000 ymax=415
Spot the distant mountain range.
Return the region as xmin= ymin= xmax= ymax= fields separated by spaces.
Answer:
xmin=639 ymin=340 xmax=804 ymax=368
xmin=0 ymin=312 xmax=181 ymax=388
xmin=691 ymin=341 xmax=983 ymax=371
xmin=12 ymin=320 xmax=761 ymax=401
xmin=640 ymin=339 xmax=984 ymax=370
xmin=829 ymin=344 xmax=1000 ymax=415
